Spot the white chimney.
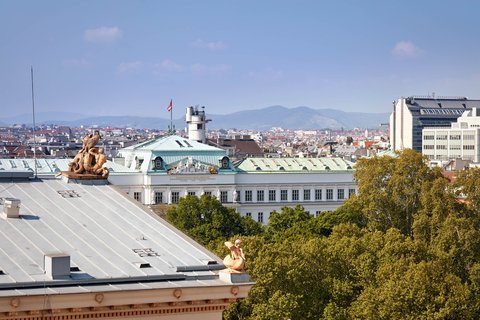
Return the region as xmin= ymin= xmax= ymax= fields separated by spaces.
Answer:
xmin=44 ymin=253 xmax=70 ymax=279
xmin=3 ymin=198 xmax=20 ymax=218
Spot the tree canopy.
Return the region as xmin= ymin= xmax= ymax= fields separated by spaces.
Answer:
xmin=163 ymin=150 xmax=480 ymax=319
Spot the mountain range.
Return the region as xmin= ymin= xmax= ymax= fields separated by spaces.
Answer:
xmin=0 ymin=106 xmax=389 ymax=130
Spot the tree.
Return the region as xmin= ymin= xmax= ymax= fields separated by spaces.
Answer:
xmin=166 ymin=194 xmax=263 ymax=245
xmin=354 ymin=149 xmax=438 ymax=236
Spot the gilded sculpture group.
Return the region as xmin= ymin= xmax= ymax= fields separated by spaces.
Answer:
xmin=68 ymin=130 xmax=109 ymax=177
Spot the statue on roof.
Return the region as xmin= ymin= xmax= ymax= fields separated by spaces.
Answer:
xmin=68 ymin=130 xmax=109 ymax=178
xmin=223 ymin=239 xmax=246 ymax=272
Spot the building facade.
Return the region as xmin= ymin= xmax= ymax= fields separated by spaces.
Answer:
xmin=422 ymin=108 xmax=480 ymax=162
xmin=389 ymin=96 xmax=480 ymax=152
xmin=109 ymin=134 xmax=357 ymax=224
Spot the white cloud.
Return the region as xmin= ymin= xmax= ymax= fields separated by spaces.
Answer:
xmin=190 ymin=63 xmax=231 ymax=76
xmin=84 ymin=26 xmax=123 ymax=43
xmin=153 ymin=59 xmax=185 ymax=74
xmin=392 ymin=41 xmax=423 ymax=58
xmin=192 ymin=39 xmax=227 ymax=51
xmin=248 ymin=68 xmax=284 ymax=81
xmin=117 ymin=61 xmax=143 ymax=74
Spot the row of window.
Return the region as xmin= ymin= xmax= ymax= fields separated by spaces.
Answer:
xmin=136 ymin=188 xmax=356 ymax=204
xmin=424 ymin=144 xmax=475 ymax=151
xmin=245 ymin=188 xmax=355 ymax=202
xmin=245 ymin=210 xmax=329 ymax=223
xmin=424 ymin=134 xmax=475 ymax=140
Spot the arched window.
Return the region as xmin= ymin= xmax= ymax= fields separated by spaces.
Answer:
xmin=220 ymin=156 xmax=230 ymax=169
xmin=153 ymin=156 xmax=164 ymax=170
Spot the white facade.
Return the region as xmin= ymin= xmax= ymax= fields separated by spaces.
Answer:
xmin=422 ymin=108 xmax=480 ymax=162
xmin=186 ymin=106 xmax=210 ymax=143
xmin=389 ymin=96 xmax=479 ymax=152
xmin=109 ymin=135 xmax=357 ymax=224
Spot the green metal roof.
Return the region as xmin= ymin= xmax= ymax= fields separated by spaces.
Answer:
xmin=235 ymin=157 xmax=355 ymax=173
xmin=122 ymin=134 xmax=225 ymax=152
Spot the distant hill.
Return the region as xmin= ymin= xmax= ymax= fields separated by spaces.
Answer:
xmin=0 ymin=106 xmax=389 ymax=130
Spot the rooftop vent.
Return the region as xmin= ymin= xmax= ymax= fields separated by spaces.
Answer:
xmin=3 ymin=198 xmax=20 ymax=219
xmin=44 ymin=253 xmax=70 ymax=279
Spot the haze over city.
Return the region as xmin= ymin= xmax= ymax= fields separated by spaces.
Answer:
xmin=1 ymin=0 xmax=480 ymax=118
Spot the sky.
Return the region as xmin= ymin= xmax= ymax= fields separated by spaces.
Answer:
xmin=1 ymin=0 xmax=480 ymax=118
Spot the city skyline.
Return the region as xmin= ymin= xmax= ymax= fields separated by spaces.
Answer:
xmin=1 ymin=1 xmax=479 ymax=117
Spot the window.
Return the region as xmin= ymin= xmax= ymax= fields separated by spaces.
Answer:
xmin=220 ymin=191 xmax=228 ymax=203
xmin=171 ymin=192 xmax=180 ymax=204
xmin=326 ymin=189 xmax=333 ymax=200
xmin=423 ymin=145 xmax=435 ymax=150
xmin=245 ymin=190 xmax=252 ymax=202
xmin=450 ymin=134 xmax=461 ymax=140
xmin=188 ymin=191 xmax=196 ymax=196
xmin=315 ymin=189 xmax=322 ymax=200
xmin=257 ymin=190 xmax=264 ymax=202
xmin=315 ymin=210 xmax=321 ymax=218
xmin=269 ymin=190 xmax=276 ymax=201
xmin=436 ymin=135 xmax=448 ymax=140
xmin=153 ymin=157 xmax=163 ymax=170
xmin=292 ymin=189 xmax=299 ymax=201
xmin=280 ymin=190 xmax=288 ymax=201
xmin=197 ymin=123 xmax=203 ymax=130
xmin=436 ymin=145 xmax=447 ymax=150
xmin=154 ymin=192 xmax=163 ymax=204
xmin=134 ymin=192 xmax=141 ymax=202
xmin=258 ymin=212 xmax=264 ymax=223
xmin=463 ymin=145 xmax=475 ymax=150
xmin=337 ymin=189 xmax=345 ymax=200
xmin=204 ymin=191 xmax=212 ymax=196
xmin=246 ymin=212 xmax=252 ymax=218
xmin=348 ymin=188 xmax=356 ymax=198
xmin=304 ymin=189 xmax=311 ymax=201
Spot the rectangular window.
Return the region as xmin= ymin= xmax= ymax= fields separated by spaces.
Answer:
xmin=246 ymin=212 xmax=252 ymax=218
xmin=257 ymin=190 xmax=264 ymax=202
xmin=134 ymin=192 xmax=141 ymax=202
xmin=245 ymin=190 xmax=252 ymax=202
xmin=171 ymin=191 xmax=180 ymax=204
xmin=154 ymin=191 xmax=163 ymax=204
xmin=315 ymin=210 xmax=321 ymax=218
xmin=292 ymin=189 xmax=299 ymax=201
xmin=304 ymin=189 xmax=311 ymax=201
xmin=258 ymin=212 xmax=264 ymax=223
xmin=315 ymin=189 xmax=322 ymax=200
xmin=188 ymin=191 xmax=196 ymax=196
xmin=280 ymin=189 xmax=288 ymax=201
xmin=204 ymin=191 xmax=212 ymax=196
xmin=337 ymin=189 xmax=345 ymax=200
xmin=220 ymin=191 xmax=228 ymax=203
xmin=348 ymin=188 xmax=356 ymax=198
xmin=269 ymin=190 xmax=276 ymax=201
xmin=326 ymin=189 xmax=333 ymax=200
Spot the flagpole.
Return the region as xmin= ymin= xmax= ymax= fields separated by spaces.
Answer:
xmin=170 ymin=98 xmax=173 ymax=134
xmin=31 ymin=66 xmax=38 ymax=179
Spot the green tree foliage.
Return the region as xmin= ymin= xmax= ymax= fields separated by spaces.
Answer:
xmin=162 ymin=152 xmax=480 ymax=319
xmin=166 ymin=194 xmax=263 ymax=245
xmin=354 ymin=149 xmax=440 ymax=236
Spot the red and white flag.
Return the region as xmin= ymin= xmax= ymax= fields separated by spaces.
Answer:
xmin=167 ymin=99 xmax=172 ymax=112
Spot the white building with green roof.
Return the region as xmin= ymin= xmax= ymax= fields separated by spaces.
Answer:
xmin=110 ymin=134 xmax=357 ymax=224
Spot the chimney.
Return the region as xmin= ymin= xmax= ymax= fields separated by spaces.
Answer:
xmin=44 ymin=253 xmax=70 ymax=279
xmin=3 ymin=198 xmax=20 ymax=218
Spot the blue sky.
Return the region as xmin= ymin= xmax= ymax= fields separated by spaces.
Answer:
xmin=1 ymin=1 xmax=479 ymax=118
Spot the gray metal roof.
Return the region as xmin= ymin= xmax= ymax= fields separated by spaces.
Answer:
xmin=0 ymin=178 xmax=228 ymax=295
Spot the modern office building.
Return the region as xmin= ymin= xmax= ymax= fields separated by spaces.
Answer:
xmin=422 ymin=108 xmax=480 ymax=162
xmin=389 ymin=96 xmax=480 ymax=152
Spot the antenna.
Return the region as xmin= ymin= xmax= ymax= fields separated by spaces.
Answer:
xmin=31 ymin=66 xmax=38 ymax=179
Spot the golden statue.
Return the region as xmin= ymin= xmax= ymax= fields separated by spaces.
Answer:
xmin=68 ymin=131 xmax=109 ymax=178
xmin=223 ymin=239 xmax=246 ymax=272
